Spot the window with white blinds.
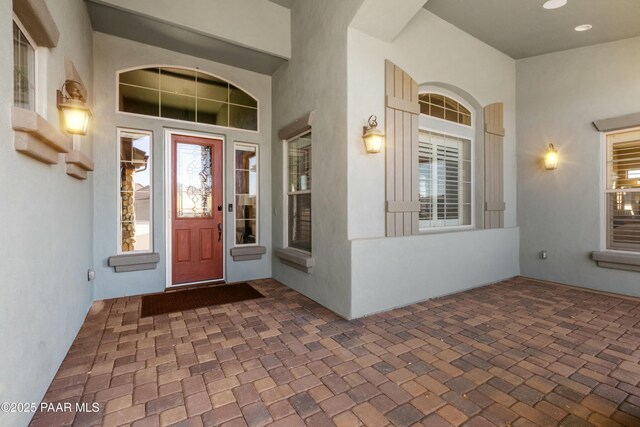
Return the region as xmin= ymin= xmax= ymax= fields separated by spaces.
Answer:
xmin=286 ymin=132 xmax=312 ymax=253
xmin=13 ymin=19 xmax=36 ymax=111
xmin=419 ymin=131 xmax=472 ymax=229
xmin=606 ymin=129 xmax=640 ymax=252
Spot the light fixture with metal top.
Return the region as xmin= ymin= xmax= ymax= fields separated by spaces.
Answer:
xmin=57 ymin=80 xmax=91 ymax=135
xmin=362 ymin=115 xmax=384 ymax=154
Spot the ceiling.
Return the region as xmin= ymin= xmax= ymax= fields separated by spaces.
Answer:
xmin=424 ymin=0 xmax=640 ymax=59
xmin=86 ymin=1 xmax=287 ymax=75
xmin=267 ymin=0 xmax=295 ymax=9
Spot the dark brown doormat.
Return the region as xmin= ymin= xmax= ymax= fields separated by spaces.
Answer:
xmin=140 ymin=283 xmax=263 ymax=317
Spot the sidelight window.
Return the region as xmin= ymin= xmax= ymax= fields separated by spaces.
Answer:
xmin=234 ymin=143 xmax=259 ymax=245
xmin=13 ymin=18 xmax=36 ymax=110
xmin=117 ymin=129 xmax=153 ymax=253
xmin=285 ymin=132 xmax=312 ymax=253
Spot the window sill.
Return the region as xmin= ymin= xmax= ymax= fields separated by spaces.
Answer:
xmin=419 ymin=225 xmax=477 ymax=235
xmin=12 ymin=107 xmax=71 ymax=164
xmin=275 ymin=248 xmax=314 ymax=274
xmin=592 ymin=251 xmax=640 ymax=273
xmin=108 ymin=252 xmax=160 ymax=272
xmin=230 ymin=246 xmax=266 ymax=261
xmin=65 ymin=149 xmax=94 ymax=180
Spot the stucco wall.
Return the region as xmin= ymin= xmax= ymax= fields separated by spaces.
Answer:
xmin=517 ymin=36 xmax=640 ymax=296
xmin=92 ymin=33 xmax=272 ymax=300
xmin=0 ymin=1 xmax=94 ymax=426
xmin=351 ymin=228 xmax=520 ymax=318
xmin=271 ymin=0 xmax=362 ymax=319
xmin=346 ymin=10 xmax=520 ymax=317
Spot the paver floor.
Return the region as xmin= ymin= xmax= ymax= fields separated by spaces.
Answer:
xmin=30 ymin=277 xmax=640 ymax=426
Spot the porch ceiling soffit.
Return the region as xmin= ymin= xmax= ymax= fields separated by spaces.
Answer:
xmin=85 ymin=0 xmax=288 ymax=76
xmin=350 ymin=0 xmax=427 ymax=43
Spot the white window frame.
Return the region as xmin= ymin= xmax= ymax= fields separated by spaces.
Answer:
xmin=283 ymin=130 xmax=312 ymax=255
xmin=115 ymin=65 xmax=260 ymax=134
xmin=600 ymin=126 xmax=640 ymax=254
xmin=418 ymin=89 xmax=475 ymax=232
xmin=418 ymin=130 xmax=474 ymax=231
xmin=116 ymin=128 xmax=154 ymax=255
xmin=12 ymin=14 xmax=42 ymax=114
xmin=233 ymin=142 xmax=260 ymax=247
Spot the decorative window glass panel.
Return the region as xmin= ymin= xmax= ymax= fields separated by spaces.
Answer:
xmin=160 ymin=68 xmax=196 ymax=96
xmin=606 ymin=129 xmax=640 ymax=252
xmin=119 ymin=84 xmax=160 ymax=117
xmin=419 ymin=93 xmax=471 ymax=126
xmin=197 ymin=99 xmax=228 ymax=127
xmin=119 ymin=67 xmax=159 ymax=89
xmin=118 ymin=67 xmax=258 ymax=131
xmin=118 ymin=129 xmax=153 ymax=252
xmin=419 ymin=131 xmax=471 ymax=228
xmin=234 ymin=144 xmax=259 ymax=245
xmin=160 ymin=92 xmax=196 ymax=122
xmin=13 ymin=20 xmax=35 ymax=110
xmin=230 ymin=85 xmax=258 ymax=108
xmin=197 ymin=74 xmax=229 ymax=101
xmin=288 ymin=194 xmax=311 ymax=252
xmin=286 ymin=132 xmax=312 ymax=252
xmin=176 ymin=143 xmax=213 ymax=218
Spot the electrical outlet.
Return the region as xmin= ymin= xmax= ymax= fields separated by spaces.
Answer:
xmin=87 ymin=269 xmax=96 ymax=281
xmin=540 ymin=250 xmax=548 ymax=260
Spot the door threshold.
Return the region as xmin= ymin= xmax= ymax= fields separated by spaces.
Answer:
xmin=167 ymin=279 xmax=226 ymax=292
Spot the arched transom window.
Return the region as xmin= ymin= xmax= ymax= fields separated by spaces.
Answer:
xmin=118 ymin=67 xmax=258 ymax=131
xmin=419 ymin=93 xmax=471 ymax=126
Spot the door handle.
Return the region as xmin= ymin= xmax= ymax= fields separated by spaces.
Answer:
xmin=217 ymin=223 xmax=222 ymax=242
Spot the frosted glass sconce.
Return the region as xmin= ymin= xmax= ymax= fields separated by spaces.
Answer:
xmin=544 ymin=143 xmax=558 ymax=170
xmin=57 ymin=80 xmax=91 ymax=135
xmin=363 ymin=115 xmax=384 ymax=154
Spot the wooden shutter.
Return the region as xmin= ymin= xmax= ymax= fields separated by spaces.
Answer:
xmin=484 ymin=103 xmax=505 ymax=229
xmin=385 ymin=60 xmax=420 ymax=237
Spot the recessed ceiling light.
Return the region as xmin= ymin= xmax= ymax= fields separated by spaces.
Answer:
xmin=543 ymin=0 xmax=567 ymax=9
xmin=574 ymin=24 xmax=593 ymax=32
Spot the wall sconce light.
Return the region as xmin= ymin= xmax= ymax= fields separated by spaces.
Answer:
xmin=57 ymin=80 xmax=91 ymax=135
xmin=544 ymin=143 xmax=558 ymax=170
xmin=362 ymin=115 xmax=384 ymax=154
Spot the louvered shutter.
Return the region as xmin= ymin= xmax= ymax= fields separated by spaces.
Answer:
xmin=385 ymin=60 xmax=420 ymax=237
xmin=484 ymin=103 xmax=505 ymax=228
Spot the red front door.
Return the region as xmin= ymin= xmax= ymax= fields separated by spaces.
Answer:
xmin=171 ymin=134 xmax=224 ymax=285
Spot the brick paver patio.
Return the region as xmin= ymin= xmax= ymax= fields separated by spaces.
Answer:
xmin=30 ymin=277 xmax=640 ymax=426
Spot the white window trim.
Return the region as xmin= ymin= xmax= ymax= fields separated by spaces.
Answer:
xmin=115 ymin=65 xmax=260 ymax=134
xmin=283 ymin=130 xmax=312 ymax=256
xmin=233 ymin=142 xmax=260 ymax=247
xmin=418 ymin=127 xmax=475 ymax=232
xmin=116 ymin=127 xmax=154 ymax=255
xmin=13 ymin=13 xmax=45 ymax=116
xmin=600 ymin=126 xmax=640 ymax=254
xmin=418 ymin=88 xmax=476 ymax=233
